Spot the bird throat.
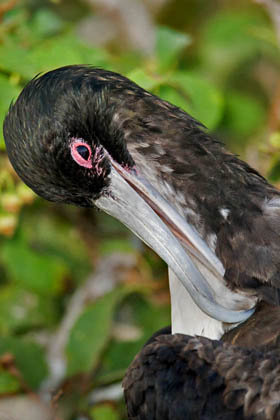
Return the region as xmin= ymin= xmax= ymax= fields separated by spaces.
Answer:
xmin=169 ymin=269 xmax=225 ymax=340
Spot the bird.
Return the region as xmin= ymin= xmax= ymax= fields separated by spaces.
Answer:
xmin=3 ymin=65 xmax=280 ymax=419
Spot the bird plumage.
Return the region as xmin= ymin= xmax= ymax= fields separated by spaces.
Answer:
xmin=4 ymin=65 xmax=280 ymax=419
xmin=124 ymin=303 xmax=280 ymax=420
xmin=124 ymin=329 xmax=280 ymax=419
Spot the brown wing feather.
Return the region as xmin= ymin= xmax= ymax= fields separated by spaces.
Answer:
xmin=124 ymin=304 xmax=280 ymax=420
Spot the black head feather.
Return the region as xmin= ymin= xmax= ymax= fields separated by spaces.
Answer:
xmin=4 ymin=65 xmax=206 ymax=208
xmin=3 ymin=65 xmax=140 ymax=206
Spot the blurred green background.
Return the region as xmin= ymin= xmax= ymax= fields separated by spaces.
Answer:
xmin=0 ymin=0 xmax=280 ymax=419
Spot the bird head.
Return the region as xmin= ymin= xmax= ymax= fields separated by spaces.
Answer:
xmin=4 ymin=65 xmax=256 ymax=327
xmin=3 ymin=66 xmax=140 ymax=206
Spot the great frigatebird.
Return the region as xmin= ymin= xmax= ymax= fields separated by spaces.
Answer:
xmin=3 ymin=65 xmax=280 ymax=419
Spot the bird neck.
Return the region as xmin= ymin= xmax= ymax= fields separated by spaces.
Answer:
xmin=169 ymin=269 xmax=225 ymax=340
xmin=127 ymin=117 xmax=272 ymax=246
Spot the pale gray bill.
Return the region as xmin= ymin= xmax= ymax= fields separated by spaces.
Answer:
xmin=95 ymin=166 xmax=255 ymax=323
xmin=110 ymin=160 xmax=257 ymax=311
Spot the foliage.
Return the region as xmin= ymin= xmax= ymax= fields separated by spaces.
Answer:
xmin=0 ymin=0 xmax=279 ymax=419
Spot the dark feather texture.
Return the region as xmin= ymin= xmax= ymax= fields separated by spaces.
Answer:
xmin=124 ymin=304 xmax=280 ymax=420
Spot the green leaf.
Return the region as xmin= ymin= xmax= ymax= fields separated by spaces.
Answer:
xmin=30 ymin=33 xmax=110 ymax=74
xmin=96 ymin=294 xmax=170 ymax=385
xmin=0 ymin=75 xmax=21 ymax=149
xmin=66 ymin=288 xmax=125 ymax=376
xmin=159 ymin=72 xmax=223 ymax=130
xmin=0 ymin=32 xmax=110 ymax=81
xmin=268 ymin=158 xmax=280 ymax=183
xmin=96 ymin=339 xmax=141 ymax=385
xmin=1 ymin=235 xmax=69 ymax=295
xmin=269 ymin=132 xmax=280 ymax=149
xmin=0 ymin=285 xmax=58 ymax=335
xmin=90 ymin=404 xmax=120 ymax=420
xmin=21 ymin=211 xmax=91 ymax=285
xmin=200 ymin=10 xmax=271 ymax=81
xmin=127 ymin=68 xmax=162 ymax=91
xmin=132 ymin=294 xmax=170 ymax=335
xmin=0 ymin=338 xmax=48 ymax=389
xmin=0 ymin=43 xmax=36 ymax=80
xmin=156 ymin=26 xmax=192 ymax=72
xmin=0 ymin=369 xmax=20 ymax=394
xmin=29 ymin=8 xmax=64 ymax=39
xmin=224 ymin=90 xmax=266 ymax=137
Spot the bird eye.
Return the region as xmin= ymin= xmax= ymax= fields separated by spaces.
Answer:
xmin=70 ymin=140 xmax=93 ymax=169
xmin=76 ymin=145 xmax=90 ymax=160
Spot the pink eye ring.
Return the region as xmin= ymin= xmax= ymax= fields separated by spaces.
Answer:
xmin=70 ymin=140 xmax=92 ymax=168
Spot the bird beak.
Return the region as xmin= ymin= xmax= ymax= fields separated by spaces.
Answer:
xmin=95 ymin=158 xmax=255 ymax=324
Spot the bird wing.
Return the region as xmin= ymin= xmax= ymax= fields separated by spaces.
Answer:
xmin=123 ymin=324 xmax=280 ymax=420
